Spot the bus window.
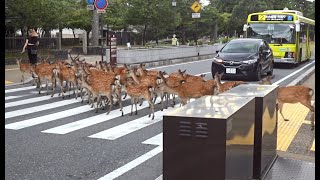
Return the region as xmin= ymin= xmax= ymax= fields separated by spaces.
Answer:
xmin=248 ymin=23 xmax=295 ymax=44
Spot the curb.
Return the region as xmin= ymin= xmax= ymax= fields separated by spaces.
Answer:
xmin=5 ymin=77 xmax=34 ymax=87
xmin=287 ymin=66 xmax=315 ymax=86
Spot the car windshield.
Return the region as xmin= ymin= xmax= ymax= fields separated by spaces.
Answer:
xmin=220 ymin=41 xmax=259 ymax=53
xmin=247 ymin=23 xmax=295 ymax=44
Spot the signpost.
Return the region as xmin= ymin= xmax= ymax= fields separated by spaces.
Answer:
xmin=190 ymin=1 xmax=201 ymax=13
xmin=87 ymin=0 xmax=94 ymax=10
xmin=94 ymin=0 xmax=108 ymax=13
xmin=109 ymin=34 xmax=117 ymax=66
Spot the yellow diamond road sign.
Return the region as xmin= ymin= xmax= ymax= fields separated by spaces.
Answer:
xmin=191 ymin=1 xmax=201 ymax=13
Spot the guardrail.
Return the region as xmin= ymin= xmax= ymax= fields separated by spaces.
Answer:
xmin=105 ymin=44 xmax=224 ymax=64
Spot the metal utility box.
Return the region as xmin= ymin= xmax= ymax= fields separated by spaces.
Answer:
xmin=221 ymin=84 xmax=278 ymax=180
xmin=163 ymin=95 xmax=256 ymax=180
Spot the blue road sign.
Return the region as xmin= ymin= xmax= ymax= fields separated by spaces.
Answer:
xmin=94 ymin=0 xmax=108 ymax=10
xmin=87 ymin=0 xmax=94 ymax=5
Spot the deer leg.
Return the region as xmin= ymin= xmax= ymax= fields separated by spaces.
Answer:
xmin=123 ymin=92 xmax=127 ymax=99
xmin=106 ymin=94 xmax=113 ymax=115
xmin=148 ymin=100 xmax=155 ymax=120
xmin=21 ymin=73 xmax=24 ymax=83
xmin=95 ymin=95 xmax=101 ymax=113
xmin=130 ymin=98 xmax=134 ymax=116
xmin=135 ymin=98 xmax=138 ymax=115
xmin=139 ymin=98 xmax=144 ymax=106
xmin=51 ymin=78 xmax=56 ymax=97
xmin=278 ymin=102 xmax=287 ymax=121
xmin=38 ymin=77 xmax=42 ymax=94
xmin=301 ymin=101 xmax=315 ymax=130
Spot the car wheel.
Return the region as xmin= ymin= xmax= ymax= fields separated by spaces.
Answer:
xmin=253 ymin=65 xmax=262 ymax=81
xmin=267 ymin=63 xmax=273 ymax=76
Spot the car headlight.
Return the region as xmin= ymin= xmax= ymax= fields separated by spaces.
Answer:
xmin=242 ymin=59 xmax=257 ymax=64
xmin=213 ymin=57 xmax=224 ymax=63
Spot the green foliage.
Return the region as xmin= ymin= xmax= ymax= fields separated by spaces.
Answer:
xmin=5 ymin=0 xmax=315 ymax=47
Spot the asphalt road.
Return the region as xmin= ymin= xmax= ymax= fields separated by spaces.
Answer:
xmin=5 ymin=58 xmax=315 ymax=180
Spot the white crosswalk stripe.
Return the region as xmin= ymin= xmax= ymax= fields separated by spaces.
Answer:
xmin=5 ymin=84 xmax=175 ymax=179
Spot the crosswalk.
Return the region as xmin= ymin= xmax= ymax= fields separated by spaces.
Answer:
xmin=5 ymin=83 xmax=168 ymax=179
xmin=5 ymin=82 xmax=315 ymax=180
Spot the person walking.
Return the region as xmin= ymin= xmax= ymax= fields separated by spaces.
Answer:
xmin=21 ymin=28 xmax=39 ymax=65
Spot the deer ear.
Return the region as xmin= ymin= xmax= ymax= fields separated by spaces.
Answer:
xmin=182 ymin=69 xmax=186 ymax=73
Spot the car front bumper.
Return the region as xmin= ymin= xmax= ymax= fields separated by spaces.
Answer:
xmin=274 ymin=58 xmax=297 ymax=64
xmin=211 ymin=61 xmax=259 ymax=78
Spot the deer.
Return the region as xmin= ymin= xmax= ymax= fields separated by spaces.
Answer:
xmin=52 ymin=61 xmax=79 ymax=99
xmin=81 ymin=70 xmax=119 ymax=114
xmin=214 ymin=72 xmax=246 ymax=94
xmin=123 ymin=76 xmax=155 ymax=120
xmin=16 ymin=58 xmax=31 ymax=84
xmin=260 ymin=75 xmax=315 ymax=130
xmin=30 ymin=62 xmax=56 ymax=95
xmin=157 ymin=71 xmax=212 ymax=106
xmin=137 ymin=63 xmax=160 ymax=76
xmin=129 ymin=66 xmax=161 ymax=105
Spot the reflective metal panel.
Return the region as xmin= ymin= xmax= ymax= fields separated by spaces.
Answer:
xmin=163 ymin=95 xmax=255 ymax=180
xmin=221 ymin=84 xmax=278 ymax=179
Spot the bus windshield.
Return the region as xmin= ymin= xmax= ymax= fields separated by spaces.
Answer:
xmin=248 ymin=23 xmax=295 ymax=44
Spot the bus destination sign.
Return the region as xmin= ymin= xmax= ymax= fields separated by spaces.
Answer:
xmin=250 ymin=14 xmax=294 ymax=21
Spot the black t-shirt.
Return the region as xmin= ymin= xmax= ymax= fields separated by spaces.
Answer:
xmin=28 ymin=36 xmax=38 ymax=45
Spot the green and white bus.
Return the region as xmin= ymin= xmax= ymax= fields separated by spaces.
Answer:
xmin=243 ymin=9 xmax=315 ymax=65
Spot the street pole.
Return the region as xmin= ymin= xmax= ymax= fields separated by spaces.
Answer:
xmin=92 ymin=9 xmax=99 ymax=46
xmin=172 ymin=0 xmax=176 ymax=35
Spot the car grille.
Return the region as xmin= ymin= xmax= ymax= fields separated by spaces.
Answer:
xmin=222 ymin=61 xmax=242 ymax=67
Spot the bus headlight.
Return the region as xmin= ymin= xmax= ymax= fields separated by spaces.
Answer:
xmin=285 ymin=52 xmax=295 ymax=58
xmin=242 ymin=59 xmax=257 ymax=64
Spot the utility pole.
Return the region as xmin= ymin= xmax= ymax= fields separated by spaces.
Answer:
xmin=172 ymin=0 xmax=176 ymax=35
xmin=92 ymin=9 xmax=99 ymax=46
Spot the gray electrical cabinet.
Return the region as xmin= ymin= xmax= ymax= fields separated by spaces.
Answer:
xmin=163 ymin=95 xmax=256 ymax=180
xmin=221 ymin=84 xmax=278 ymax=180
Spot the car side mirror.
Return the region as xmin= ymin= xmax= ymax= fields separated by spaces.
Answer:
xmin=216 ymin=50 xmax=219 ymax=53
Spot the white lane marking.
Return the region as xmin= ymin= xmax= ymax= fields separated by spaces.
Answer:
xmin=97 ymin=146 xmax=163 ymax=180
xmin=5 ymin=95 xmax=26 ymax=100
xmin=147 ymin=59 xmax=212 ymax=70
xmin=287 ymin=66 xmax=315 ymax=86
xmin=5 ymin=91 xmax=73 ymax=108
xmin=274 ymin=61 xmax=314 ymax=85
xmin=5 ymin=85 xmax=43 ymax=93
xmin=155 ymin=175 xmax=163 ymax=180
xmin=5 ymin=99 xmax=79 ymax=119
xmin=41 ymin=96 xmax=160 ymax=134
xmin=142 ymin=133 xmax=163 ymax=146
xmin=88 ymin=100 xmax=174 ymax=140
xmin=89 ymin=104 xmax=178 ymax=140
xmin=5 ymin=105 xmax=90 ymax=130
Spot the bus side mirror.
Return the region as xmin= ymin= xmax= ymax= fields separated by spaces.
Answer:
xmin=295 ymin=24 xmax=300 ymax=32
xmin=295 ymin=20 xmax=300 ymax=32
xmin=243 ymin=24 xmax=248 ymax=32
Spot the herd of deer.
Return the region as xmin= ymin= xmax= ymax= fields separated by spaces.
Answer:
xmin=16 ymin=55 xmax=314 ymax=130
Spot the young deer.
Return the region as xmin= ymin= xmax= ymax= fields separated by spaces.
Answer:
xmin=16 ymin=58 xmax=31 ymax=84
xmin=214 ymin=72 xmax=246 ymax=94
xmin=30 ymin=62 xmax=56 ymax=95
xmin=260 ymin=75 xmax=315 ymax=130
xmin=124 ymin=77 xmax=155 ymax=120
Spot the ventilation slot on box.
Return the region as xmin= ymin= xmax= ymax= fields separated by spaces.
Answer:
xmin=179 ymin=121 xmax=192 ymax=137
xmin=195 ymin=122 xmax=208 ymax=139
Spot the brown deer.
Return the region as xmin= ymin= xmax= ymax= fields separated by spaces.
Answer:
xmin=30 ymin=62 xmax=56 ymax=95
xmin=260 ymin=75 xmax=315 ymax=130
xmin=214 ymin=72 xmax=246 ymax=94
xmin=16 ymin=58 xmax=31 ymax=84
xmin=137 ymin=63 xmax=160 ymax=76
xmin=123 ymin=77 xmax=155 ymax=120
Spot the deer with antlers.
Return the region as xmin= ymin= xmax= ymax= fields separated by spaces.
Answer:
xmin=260 ymin=75 xmax=315 ymax=130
